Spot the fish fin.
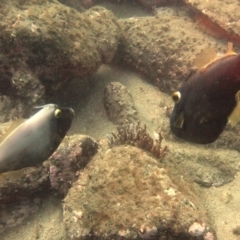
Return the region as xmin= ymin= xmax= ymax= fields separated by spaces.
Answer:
xmin=228 ymin=90 xmax=240 ymax=127
xmin=34 ymin=105 xmax=46 ymax=109
xmin=34 ymin=104 xmax=58 ymax=109
xmin=174 ymin=112 xmax=184 ymax=128
xmin=194 ymin=48 xmax=217 ymax=69
xmin=195 ymin=42 xmax=237 ymax=72
xmin=0 ymin=118 xmax=25 ymax=143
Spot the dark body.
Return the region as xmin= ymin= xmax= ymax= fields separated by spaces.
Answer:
xmin=170 ymin=54 xmax=240 ymax=144
xmin=0 ymin=104 xmax=74 ymax=173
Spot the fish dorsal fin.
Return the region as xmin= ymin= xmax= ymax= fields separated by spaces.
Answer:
xmin=228 ymin=90 xmax=240 ymax=127
xmin=194 ymin=42 xmax=237 ymax=72
xmin=0 ymin=118 xmax=25 ymax=144
xmin=225 ymin=42 xmax=237 ymax=56
xmin=194 ymin=48 xmax=217 ymax=69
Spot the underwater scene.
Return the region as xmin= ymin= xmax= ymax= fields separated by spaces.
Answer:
xmin=1 ymin=0 xmax=240 ymax=239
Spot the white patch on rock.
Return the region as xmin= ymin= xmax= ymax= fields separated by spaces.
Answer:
xmin=188 ymin=222 xmax=206 ymax=236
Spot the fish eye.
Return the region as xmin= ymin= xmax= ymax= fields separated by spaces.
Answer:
xmin=54 ymin=109 xmax=62 ymax=118
xmin=172 ymin=91 xmax=181 ymax=103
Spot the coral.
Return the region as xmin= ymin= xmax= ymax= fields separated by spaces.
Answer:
xmin=110 ymin=121 xmax=167 ymax=159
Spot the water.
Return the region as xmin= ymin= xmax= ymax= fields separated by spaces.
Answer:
xmin=1 ymin=0 xmax=240 ymax=239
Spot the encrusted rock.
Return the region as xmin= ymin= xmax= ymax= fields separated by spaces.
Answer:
xmin=0 ymin=0 xmax=120 ymax=117
xmin=0 ymin=198 xmax=41 ymax=233
xmin=104 ymin=82 xmax=138 ymax=124
xmin=63 ymin=145 xmax=214 ymax=239
xmin=183 ymin=0 xmax=240 ymax=46
xmin=0 ymin=134 xmax=98 ymax=204
xmin=48 ymin=134 xmax=98 ymax=195
xmin=116 ymin=8 xmax=225 ymax=93
xmin=0 ymin=166 xmax=49 ymax=204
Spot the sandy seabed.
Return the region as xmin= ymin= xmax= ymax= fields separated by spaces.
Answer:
xmin=1 ymin=65 xmax=240 ymax=240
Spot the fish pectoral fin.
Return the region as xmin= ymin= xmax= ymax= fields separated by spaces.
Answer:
xmin=174 ymin=112 xmax=184 ymax=128
xmin=0 ymin=118 xmax=25 ymax=143
xmin=228 ymin=90 xmax=240 ymax=127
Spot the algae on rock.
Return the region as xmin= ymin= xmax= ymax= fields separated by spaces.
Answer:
xmin=63 ymin=145 xmax=214 ymax=239
xmin=0 ymin=0 xmax=120 ymax=118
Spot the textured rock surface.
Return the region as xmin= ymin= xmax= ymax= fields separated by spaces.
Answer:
xmin=116 ymin=8 xmax=226 ymax=93
xmin=0 ymin=198 xmax=41 ymax=234
xmin=104 ymin=82 xmax=138 ymax=124
xmin=164 ymin=140 xmax=240 ymax=187
xmin=63 ymin=145 xmax=214 ymax=240
xmin=183 ymin=0 xmax=240 ymax=46
xmin=0 ymin=166 xmax=49 ymax=204
xmin=1 ymin=195 xmax=66 ymax=239
xmin=0 ymin=0 xmax=120 ymax=118
xmin=48 ymin=134 xmax=98 ymax=195
xmin=59 ymin=0 xmax=95 ymax=10
xmin=0 ymin=134 xmax=98 ymax=204
xmin=1 ymin=1 xmax=240 ymax=239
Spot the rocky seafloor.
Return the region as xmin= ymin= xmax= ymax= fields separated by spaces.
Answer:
xmin=1 ymin=0 xmax=240 ymax=240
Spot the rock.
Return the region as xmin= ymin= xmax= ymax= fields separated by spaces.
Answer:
xmin=0 ymin=134 xmax=98 ymax=204
xmin=0 ymin=64 xmax=45 ymax=120
xmin=0 ymin=198 xmax=41 ymax=234
xmin=0 ymin=1 xmax=120 ymax=116
xmin=183 ymin=0 xmax=240 ymax=47
xmin=188 ymin=222 xmax=206 ymax=237
xmin=63 ymin=145 xmax=215 ymax=239
xmin=116 ymin=8 xmax=226 ymax=93
xmin=48 ymin=134 xmax=98 ymax=195
xmin=0 ymin=166 xmax=49 ymax=204
xmin=104 ymin=82 xmax=138 ymax=124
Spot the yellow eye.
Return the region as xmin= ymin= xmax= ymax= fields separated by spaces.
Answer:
xmin=172 ymin=91 xmax=181 ymax=103
xmin=54 ymin=109 xmax=62 ymax=118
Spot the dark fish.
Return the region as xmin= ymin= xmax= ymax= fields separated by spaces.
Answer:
xmin=170 ymin=44 xmax=240 ymax=144
xmin=0 ymin=104 xmax=74 ymax=173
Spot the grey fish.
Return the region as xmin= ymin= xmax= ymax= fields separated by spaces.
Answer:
xmin=0 ymin=104 xmax=74 ymax=173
